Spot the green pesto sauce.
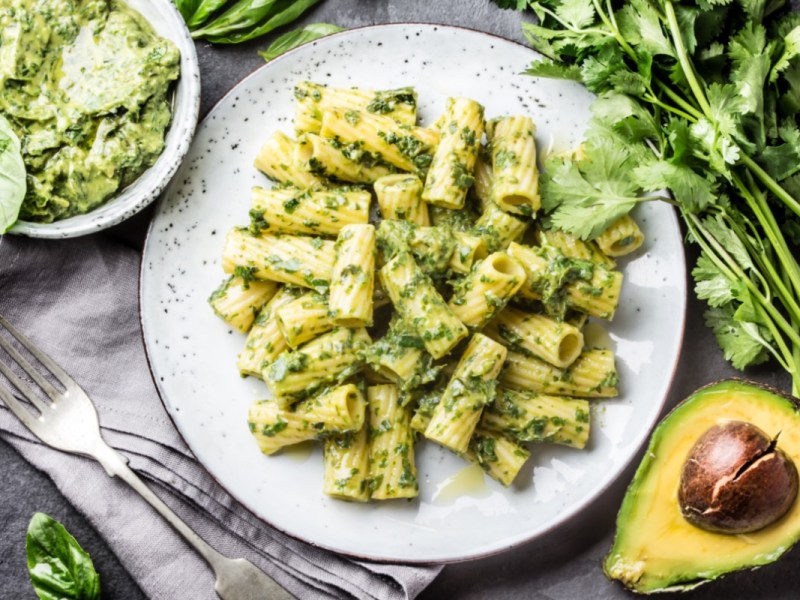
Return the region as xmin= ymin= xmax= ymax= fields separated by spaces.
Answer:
xmin=0 ymin=0 xmax=180 ymax=222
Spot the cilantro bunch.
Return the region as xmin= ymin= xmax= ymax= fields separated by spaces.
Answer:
xmin=496 ymin=0 xmax=800 ymax=395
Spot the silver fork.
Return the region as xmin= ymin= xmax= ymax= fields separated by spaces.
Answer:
xmin=0 ymin=314 xmax=294 ymax=600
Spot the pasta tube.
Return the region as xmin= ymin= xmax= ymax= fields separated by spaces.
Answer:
xmin=472 ymin=202 xmax=529 ymax=252
xmin=265 ymin=327 xmax=371 ymax=406
xmin=594 ymin=215 xmax=645 ymax=257
xmin=295 ymin=133 xmax=395 ymax=184
xmin=500 ymin=349 xmax=618 ymax=398
xmin=507 ymin=242 xmax=622 ymax=320
xmin=448 ymin=252 xmax=527 ymax=329
xmin=248 ymin=384 xmax=366 ymax=455
xmin=482 ymin=388 xmax=591 ymax=448
xmin=487 ymin=116 xmax=539 ymax=215
xmin=374 ymin=174 xmax=429 ymax=225
xmin=237 ymin=287 xmax=303 ymax=377
xmin=253 ymin=131 xmax=325 ymax=189
xmin=250 ymin=186 xmax=370 ymax=237
xmin=424 ymin=334 xmax=507 ymax=453
xmin=367 ymin=384 xmax=418 ymax=500
xmin=422 ymin=97 xmax=485 ymax=209
xmin=538 ymin=229 xmax=615 ymax=268
xmin=208 ymin=275 xmax=279 ymax=333
xmin=329 ymin=224 xmax=376 ymax=327
xmin=485 ymin=306 xmax=584 ymax=368
xmin=364 ymin=318 xmax=439 ymax=391
xmin=323 ymin=427 xmax=371 ymax=502
xmin=473 ymin=148 xmax=494 ymax=213
xmin=320 ymin=107 xmax=439 ymax=173
xmin=294 ymin=81 xmax=417 ymax=135
xmin=377 ymin=220 xmax=486 ymax=276
xmin=379 ymin=251 xmax=467 ymax=359
xmin=464 ymin=427 xmax=530 ymax=486
xmin=275 ymin=291 xmax=334 ymax=348
xmin=222 ymin=228 xmax=335 ymax=291
xmin=429 ymin=204 xmax=478 ymax=231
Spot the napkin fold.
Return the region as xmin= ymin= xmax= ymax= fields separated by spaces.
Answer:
xmin=0 ymin=234 xmax=442 ymax=600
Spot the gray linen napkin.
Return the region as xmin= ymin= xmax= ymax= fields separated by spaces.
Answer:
xmin=0 ymin=234 xmax=442 ymax=600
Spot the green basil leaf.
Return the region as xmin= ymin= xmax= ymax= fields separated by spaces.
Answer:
xmin=202 ymin=0 xmax=322 ymax=44
xmin=259 ymin=23 xmax=343 ymax=61
xmin=191 ymin=0 xmax=281 ymax=39
xmin=172 ymin=0 xmax=202 ymax=22
xmin=0 ymin=115 xmax=26 ymax=233
xmin=186 ymin=0 xmax=229 ymax=29
xmin=26 ymin=513 xmax=100 ymax=600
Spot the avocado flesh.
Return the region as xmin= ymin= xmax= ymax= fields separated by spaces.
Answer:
xmin=604 ymin=380 xmax=800 ymax=593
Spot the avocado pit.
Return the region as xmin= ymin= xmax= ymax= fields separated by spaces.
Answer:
xmin=678 ymin=420 xmax=799 ymax=534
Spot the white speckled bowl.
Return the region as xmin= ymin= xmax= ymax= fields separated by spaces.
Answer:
xmin=9 ymin=0 xmax=200 ymax=239
xmin=141 ymin=24 xmax=687 ymax=563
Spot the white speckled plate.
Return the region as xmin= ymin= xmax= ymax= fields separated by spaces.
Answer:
xmin=9 ymin=0 xmax=200 ymax=239
xmin=140 ymin=24 xmax=686 ymax=563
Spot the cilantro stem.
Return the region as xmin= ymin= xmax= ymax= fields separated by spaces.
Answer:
xmin=663 ymin=1 xmax=712 ymax=119
xmin=591 ymin=0 xmax=637 ymax=61
xmin=734 ymin=172 xmax=800 ymax=301
xmin=738 ymin=153 xmax=800 ymax=220
xmin=643 ymin=92 xmax=696 ymax=122
xmin=653 ymin=79 xmax=702 ymax=120
xmin=686 ymin=212 xmax=800 ymax=350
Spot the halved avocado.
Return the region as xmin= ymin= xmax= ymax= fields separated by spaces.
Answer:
xmin=604 ymin=379 xmax=800 ymax=593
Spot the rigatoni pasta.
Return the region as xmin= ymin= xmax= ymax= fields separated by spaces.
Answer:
xmin=422 ymin=97 xmax=485 ymax=209
xmin=265 ymin=327 xmax=371 ymax=406
xmin=500 ymin=349 xmax=619 ymax=398
xmin=481 ymin=388 xmax=591 ymax=448
xmin=222 ymin=228 xmax=335 ymax=291
xmin=295 ymin=133 xmax=395 ymax=184
xmin=367 ymin=384 xmax=418 ymax=500
xmin=448 ymin=252 xmax=527 ymax=329
xmin=208 ymin=275 xmax=279 ymax=333
xmin=294 ymin=81 xmax=417 ymax=135
xmin=248 ymin=384 xmax=366 ymax=455
xmin=465 ymin=427 xmax=530 ymax=486
xmin=329 ymin=224 xmax=376 ymax=327
xmin=487 ymin=115 xmax=540 ymax=215
xmin=594 ymin=214 xmax=645 ymax=257
xmin=254 ymin=131 xmax=325 ymax=189
xmin=374 ymin=174 xmax=429 ymax=225
xmin=320 ymin=107 xmax=438 ymax=173
xmin=424 ymin=334 xmax=507 ymax=453
xmin=250 ymin=186 xmax=370 ymax=237
xmin=275 ymin=291 xmax=334 ymax=348
xmin=212 ymin=81 xmax=639 ymax=502
xmin=380 ymin=251 xmax=468 ymax=359
xmin=484 ymin=306 xmax=584 ymax=368
xmin=236 ymin=287 xmax=303 ymax=377
xmin=323 ymin=427 xmax=371 ymax=501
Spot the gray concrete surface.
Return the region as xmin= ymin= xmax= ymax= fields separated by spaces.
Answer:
xmin=1 ymin=1 xmax=798 ymax=598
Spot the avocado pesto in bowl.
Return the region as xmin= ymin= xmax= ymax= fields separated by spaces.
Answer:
xmin=3 ymin=0 xmax=199 ymax=238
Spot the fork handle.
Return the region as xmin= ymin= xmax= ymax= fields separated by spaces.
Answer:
xmin=92 ymin=443 xmax=294 ymax=599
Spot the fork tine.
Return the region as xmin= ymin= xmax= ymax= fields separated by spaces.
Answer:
xmin=0 ymin=332 xmax=61 ymax=402
xmin=0 ymin=382 xmax=43 ymax=435
xmin=0 ymin=357 xmax=52 ymax=415
xmin=0 ymin=314 xmax=76 ymax=391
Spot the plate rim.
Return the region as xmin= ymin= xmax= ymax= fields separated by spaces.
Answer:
xmin=138 ymin=22 xmax=688 ymax=564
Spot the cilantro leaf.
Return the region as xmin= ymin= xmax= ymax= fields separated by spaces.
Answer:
xmin=705 ymin=304 xmax=771 ymax=370
xmin=693 ymin=252 xmax=735 ymax=307
xmin=617 ymin=0 xmax=675 ymax=58
xmin=632 ymin=159 xmax=716 ymax=212
xmin=525 ymin=59 xmax=582 ymax=81
xmin=541 ymin=133 xmax=646 ymax=239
